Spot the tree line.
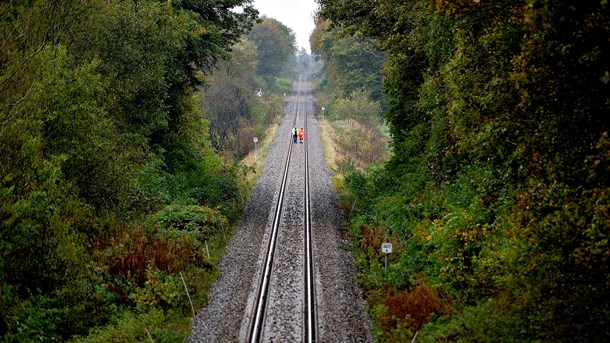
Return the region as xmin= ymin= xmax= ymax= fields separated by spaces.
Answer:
xmin=315 ymin=0 xmax=609 ymax=341
xmin=0 ymin=0 xmax=295 ymax=341
xmin=309 ymin=15 xmax=390 ymax=170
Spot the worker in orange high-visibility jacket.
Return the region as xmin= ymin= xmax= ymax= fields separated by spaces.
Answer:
xmin=298 ymin=127 xmax=305 ymax=144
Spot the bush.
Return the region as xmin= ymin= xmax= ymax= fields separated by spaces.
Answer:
xmin=73 ymin=308 xmax=190 ymax=343
xmin=147 ymin=203 xmax=227 ymax=235
xmin=272 ymin=77 xmax=293 ymax=94
xmin=371 ymin=281 xmax=453 ymax=340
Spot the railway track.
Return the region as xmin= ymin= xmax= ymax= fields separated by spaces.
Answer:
xmin=188 ymin=72 xmax=372 ymax=343
xmin=245 ymin=74 xmax=318 ymax=343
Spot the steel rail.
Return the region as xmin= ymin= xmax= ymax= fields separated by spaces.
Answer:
xmin=303 ymin=77 xmax=318 ymax=343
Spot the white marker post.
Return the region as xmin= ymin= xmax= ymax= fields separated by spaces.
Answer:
xmin=253 ymin=137 xmax=258 ymax=160
xmin=382 ymin=242 xmax=392 ymax=280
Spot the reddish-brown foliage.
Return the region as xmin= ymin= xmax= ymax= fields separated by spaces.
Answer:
xmin=106 ymin=226 xmax=205 ymax=286
xmin=381 ymin=282 xmax=453 ymax=332
xmin=360 ymin=224 xmax=386 ymax=253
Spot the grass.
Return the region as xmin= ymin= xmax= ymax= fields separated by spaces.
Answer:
xmin=240 ymin=120 xmax=280 ymax=188
xmin=318 ymin=117 xmax=341 ymax=173
xmin=318 ymin=116 xmax=390 ymax=218
xmin=319 ymin=118 xmax=390 ymax=173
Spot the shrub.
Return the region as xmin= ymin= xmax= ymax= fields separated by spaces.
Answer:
xmin=73 ymin=308 xmax=190 ymax=343
xmin=147 ymin=204 xmax=227 ymax=235
xmin=272 ymin=77 xmax=293 ymax=94
xmin=370 ymin=281 xmax=453 ymax=342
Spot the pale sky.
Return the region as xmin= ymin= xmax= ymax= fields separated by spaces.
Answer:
xmin=252 ymin=0 xmax=319 ymax=52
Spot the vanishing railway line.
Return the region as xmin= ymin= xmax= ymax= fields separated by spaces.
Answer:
xmin=189 ymin=72 xmax=371 ymax=343
xmin=245 ymin=74 xmax=318 ymax=343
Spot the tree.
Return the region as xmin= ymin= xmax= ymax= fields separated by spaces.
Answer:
xmin=247 ymin=17 xmax=296 ymax=83
xmin=1 ymin=0 xmax=258 ymax=339
xmin=332 ymin=89 xmax=381 ymax=125
xmin=203 ymin=40 xmax=259 ymax=154
xmin=310 ymin=16 xmax=386 ymax=103
xmin=173 ymin=0 xmax=258 ymax=72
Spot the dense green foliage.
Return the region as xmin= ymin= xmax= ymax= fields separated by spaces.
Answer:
xmin=310 ymin=17 xmax=386 ymax=105
xmin=310 ymin=14 xmax=387 ymax=128
xmin=318 ymin=0 xmax=610 ymax=341
xmin=1 ymin=0 xmax=257 ymax=340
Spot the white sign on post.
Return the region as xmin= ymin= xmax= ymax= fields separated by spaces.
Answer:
xmin=253 ymin=137 xmax=258 ymax=160
xmin=382 ymin=242 xmax=393 ymax=254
